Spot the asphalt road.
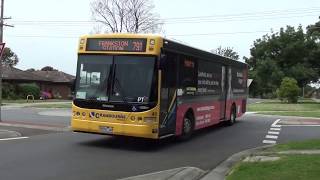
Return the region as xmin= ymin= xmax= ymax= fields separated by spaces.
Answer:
xmin=2 ymin=114 xmax=319 ymax=180
xmin=1 ymin=107 xmax=70 ymax=127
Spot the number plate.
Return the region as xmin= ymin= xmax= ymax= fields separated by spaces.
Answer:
xmin=100 ymin=126 xmax=113 ymax=134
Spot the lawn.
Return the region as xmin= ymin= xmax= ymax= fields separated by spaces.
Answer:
xmin=28 ymin=103 xmax=72 ymax=108
xmin=227 ymin=139 xmax=320 ymax=180
xmin=247 ymin=99 xmax=320 ymax=118
xmin=227 ymin=155 xmax=320 ymax=180
xmin=2 ymin=99 xmax=70 ymax=104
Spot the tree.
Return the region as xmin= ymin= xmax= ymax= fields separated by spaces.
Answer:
xmin=212 ymin=46 xmax=239 ymax=60
xmin=1 ymin=47 xmax=19 ymax=67
xmin=277 ymin=77 xmax=300 ymax=103
xmin=41 ymin=66 xmax=57 ymax=71
xmin=245 ymin=25 xmax=320 ymax=97
xmin=91 ymin=0 xmax=163 ymax=33
xmin=25 ymin=68 xmax=36 ymax=72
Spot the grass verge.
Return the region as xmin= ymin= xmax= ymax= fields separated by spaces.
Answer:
xmin=227 ymin=139 xmax=320 ymax=180
xmin=28 ymin=103 xmax=72 ymax=108
xmin=248 ymin=99 xmax=320 ymax=118
xmin=227 ymin=155 xmax=320 ymax=180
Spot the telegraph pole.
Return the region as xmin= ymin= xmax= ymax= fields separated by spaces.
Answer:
xmin=0 ymin=0 xmax=13 ymax=121
xmin=0 ymin=0 xmax=4 ymax=121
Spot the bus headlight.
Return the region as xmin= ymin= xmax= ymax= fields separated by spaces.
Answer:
xmin=143 ymin=117 xmax=157 ymax=123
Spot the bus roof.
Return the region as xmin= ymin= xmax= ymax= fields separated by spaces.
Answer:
xmin=80 ymin=33 xmax=247 ymax=68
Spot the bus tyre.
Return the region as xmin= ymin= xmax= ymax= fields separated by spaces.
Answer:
xmin=179 ymin=113 xmax=194 ymax=140
xmin=227 ymin=105 xmax=236 ymax=126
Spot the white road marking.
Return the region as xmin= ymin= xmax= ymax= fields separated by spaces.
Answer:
xmin=281 ymin=125 xmax=320 ymax=127
xmin=263 ymin=140 xmax=277 ymax=144
xmin=268 ymin=131 xmax=280 ymax=135
xmin=265 ymin=135 xmax=278 ymax=139
xmin=262 ymin=119 xmax=282 ymax=144
xmin=271 ymin=119 xmax=281 ymax=127
xmin=0 ymin=137 xmax=29 ymax=141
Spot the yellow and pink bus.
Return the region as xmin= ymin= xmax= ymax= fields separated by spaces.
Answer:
xmin=71 ymin=34 xmax=248 ymax=139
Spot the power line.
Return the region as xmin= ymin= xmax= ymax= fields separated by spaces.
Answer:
xmin=6 ymin=7 xmax=320 ymax=27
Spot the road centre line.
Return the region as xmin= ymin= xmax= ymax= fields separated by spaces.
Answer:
xmin=268 ymin=131 xmax=280 ymax=135
xmin=0 ymin=137 xmax=29 ymax=141
xmin=265 ymin=135 xmax=278 ymax=139
xmin=270 ymin=127 xmax=281 ymax=131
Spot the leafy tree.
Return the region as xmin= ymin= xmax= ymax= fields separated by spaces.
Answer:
xmin=1 ymin=47 xmax=19 ymax=67
xmin=25 ymin=68 xmax=36 ymax=72
xmin=277 ymin=77 xmax=300 ymax=103
xmin=41 ymin=66 xmax=57 ymax=71
xmin=212 ymin=46 xmax=239 ymax=60
xmin=245 ymin=25 xmax=320 ymax=97
xmin=91 ymin=0 xmax=163 ymax=33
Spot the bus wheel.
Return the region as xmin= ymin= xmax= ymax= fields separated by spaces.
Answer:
xmin=227 ymin=105 xmax=236 ymax=126
xmin=180 ymin=113 xmax=194 ymax=140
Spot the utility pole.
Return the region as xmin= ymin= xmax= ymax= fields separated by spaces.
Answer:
xmin=0 ymin=0 xmax=4 ymax=122
xmin=0 ymin=0 xmax=13 ymax=121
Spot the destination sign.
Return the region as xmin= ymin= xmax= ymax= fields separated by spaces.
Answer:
xmin=86 ymin=38 xmax=147 ymax=52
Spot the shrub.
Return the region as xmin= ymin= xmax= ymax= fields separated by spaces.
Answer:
xmin=2 ymin=83 xmax=20 ymax=99
xmin=18 ymin=83 xmax=40 ymax=99
xmin=277 ymin=77 xmax=300 ymax=103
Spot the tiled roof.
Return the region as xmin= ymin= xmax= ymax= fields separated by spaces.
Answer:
xmin=1 ymin=65 xmax=50 ymax=82
xmin=32 ymin=70 xmax=75 ymax=83
xmin=1 ymin=65 xmax=75 ymax=83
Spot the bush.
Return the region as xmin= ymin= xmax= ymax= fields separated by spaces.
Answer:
xmin=277 ymin=77 xmax=300 ymax=103
xmin=18 ymin=83 xmax=40 ymax=99
xmin=2 ymin=83 xmax=20 ymax=99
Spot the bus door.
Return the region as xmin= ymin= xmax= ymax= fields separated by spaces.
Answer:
xmin=220 ymin=66 xmax=228 ymax=119
xmin=159 ymin=52 xmax=178 ymax=136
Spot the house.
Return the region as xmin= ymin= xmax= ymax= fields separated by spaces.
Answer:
xmin=2 ymin=65 xmax=75 ymax=99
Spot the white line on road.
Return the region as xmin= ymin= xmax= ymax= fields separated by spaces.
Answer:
xmin=281 ymin=125 xmax=320 ymax=127
xmin=271 ymin=119 xmax=281 ymax=127
xmin=268 ymin=131 xmax=280 ymax=135
xmin=0 ymin=137 xmax=29 ymax=141
xmin=263 ymin=140 xmax=277 ymax=144
xmin=266 ymin=135 xmax=278 ymax=139
xmin=270 ymin=128 xmax=281 ymax=131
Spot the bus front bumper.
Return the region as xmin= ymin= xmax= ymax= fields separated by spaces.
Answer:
xmin=71 ymin=119 xmax=159 ymax=139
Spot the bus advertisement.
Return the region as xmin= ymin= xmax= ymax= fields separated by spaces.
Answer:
xmin=71 ymin=34 xmax=248 ymax=139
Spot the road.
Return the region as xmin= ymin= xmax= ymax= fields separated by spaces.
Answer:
xmin=1 ymin=112 xmax=320 ymax=180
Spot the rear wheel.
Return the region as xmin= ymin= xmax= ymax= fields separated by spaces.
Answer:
xmin=227 ymin=105 xmax=236 ymax=126
xmin=179 ymin=113 xmax=194 ymax=140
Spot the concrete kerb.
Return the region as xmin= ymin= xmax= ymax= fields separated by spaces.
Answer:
xmin=0 ymin=129 xmax=22 ymax=139
xmin=118 ymin=167 xmax=206 ymax=180
xmin=200 ymin=145 xmax=275 ymax=180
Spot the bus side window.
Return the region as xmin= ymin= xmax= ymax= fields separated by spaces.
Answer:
xmin=179 ymin=55 xmax=197 ymax=95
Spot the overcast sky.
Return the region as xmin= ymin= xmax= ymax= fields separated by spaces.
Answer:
xmin=4 ymin=0 xmax=320 ymax=75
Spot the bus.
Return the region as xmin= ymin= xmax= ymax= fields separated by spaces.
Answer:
xmin=71 ymin=34 xmax=248 ymax=139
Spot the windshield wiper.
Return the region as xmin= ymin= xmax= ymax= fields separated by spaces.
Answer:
xmin=113 ymin=77 xmax=128 ymax=103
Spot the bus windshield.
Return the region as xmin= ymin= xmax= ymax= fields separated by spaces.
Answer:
xmin=75 ymin=55 xmax=157 ymax=103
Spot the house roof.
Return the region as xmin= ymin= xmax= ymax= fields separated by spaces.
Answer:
xmin=32 ymin=70 xmax=75 ymax=83
xmin=1 ymin=65 xmax=50 ymax=82
xmin=1 ymin=65 xmax=75 ymax=83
